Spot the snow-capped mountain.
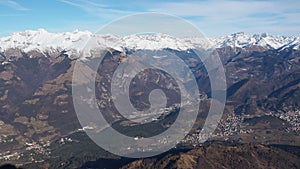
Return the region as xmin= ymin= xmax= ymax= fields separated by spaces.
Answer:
xmin=0 ymin=29 xmax=299 ymax=54
xmin=0 ymin=29 xmax=202 ymax=52
xmin=211 ymin=32 xmax=300 ymax=50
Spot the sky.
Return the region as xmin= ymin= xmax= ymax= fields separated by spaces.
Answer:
xmin=0 ymin=0 xmax=299 ymax=37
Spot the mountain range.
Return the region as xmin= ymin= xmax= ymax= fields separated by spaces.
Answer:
xmin=0 ymin=29 xmax=299 ymax=55
xmin=0 ymin=29 xmax=299 ymax=168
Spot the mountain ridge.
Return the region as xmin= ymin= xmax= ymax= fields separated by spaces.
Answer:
xmin=0 ymin=29 xmax=299 ymax=55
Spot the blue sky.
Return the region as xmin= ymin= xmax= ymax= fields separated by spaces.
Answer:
xmin=0 ymin=0 xmax=299 ymax=37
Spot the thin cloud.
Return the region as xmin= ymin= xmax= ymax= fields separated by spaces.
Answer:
xmin=148 ymin=1 xmax=293 ymax=21
xmin=57 ymin=0 xmax=300 ymax=37
xmin=147 ymin=0 xmax=300 ymax=36
xmin=0 ymin=0 xmax=29 ymax=11
xmin=59 ymin=0 xmax=134 ymax=19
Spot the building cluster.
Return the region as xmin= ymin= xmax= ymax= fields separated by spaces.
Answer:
xmin=273 ymin=109 xmax=300 ymax=132
xmin=215 ymin=114 xmax=243 ymax=137
xmin=0 ymin=135 xmax=14 ymax=143
xmin=0 ymin=140 xmax=51 ymax=163
xmin=0 ymin=151 xmax=20 ymax=161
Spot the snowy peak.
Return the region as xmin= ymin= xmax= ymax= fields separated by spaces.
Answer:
xmin=0 ymin=29 xmax=92 ymax=52
xmin=0 ymin=29 xmax=299 ymax=53
xmin=212 ymin=32 xmax=299 ymax=49
xmin=118 ymin=34 xmax=198 ymax=51
xmin=0 ymin=30 xmax=206 ymax=52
